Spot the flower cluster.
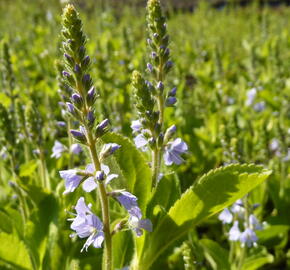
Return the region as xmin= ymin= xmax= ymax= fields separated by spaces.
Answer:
xmin=59 ymin=4 xmax=152 ymax=253
xmin=51 ymin=140 xmax=82 ymax=159
xmin=131 ymin=0 xmax=188 ymax=187
xmin=219 ymin=199 xmax=263 ymax=247
xmin=245 ymin=87 xmax=265 ymax=112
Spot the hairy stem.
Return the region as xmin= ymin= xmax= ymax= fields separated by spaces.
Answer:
xmin=87 ymin=129 xmax=112 ymax=270
xmin=67 ymin=120 xmax=74 ymax=168
xmin=152 ymin=63 xmax=164 ymax=188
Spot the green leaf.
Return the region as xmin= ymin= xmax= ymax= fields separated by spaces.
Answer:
xmin=101 ymin=132 xmax=151 ymax=212
xmin=0 ymin=232 xmax=33 ymax=269
xmin=19 ymin=160 xmax=38 ymax=177
xmin=112 ymin=231 xmax=134 ymax=269
xmin=200 ymin=239 xmax=230 ymax=270
xmin=0 ymin=210 xmax=13 ymax=233
xmin=134 ymin=164 xmax=271 ymax=270
xmin=241 ymin=247 xmax=274 ymax=270
xmin=146 ymin=174 xmax=181 ymax=218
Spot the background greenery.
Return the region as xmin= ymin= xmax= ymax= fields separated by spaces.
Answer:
xmin=0 ymin=0 xmax=289 ymax=269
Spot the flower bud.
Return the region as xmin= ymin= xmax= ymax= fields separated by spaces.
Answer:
xmin=96 ymin=170 xmax=105 ymax=181
xmin=62 ymin=71 xmax=70 ymax=77
xmin=165 ymin=96 xmax=177 ymax=106
xmin=151 ymin=52 xmax=157 ymax=59
xmin=64 ymin=53 xmax=73 ymax=64
xmin=147 ymin=63 xmax=153 ymax=73
xmin=71 ymin=93 xmax=83 ymax=108
xmin=87 ymin=86 xmax=96 ymax=106
xmin=96 ymin=119 xmax=109 ymax=137
xmin=156 ymin=81 xmax=164 ymax=92
xmin=164 ymin=60 xmax=173 ymax=72
xmin=66 ymin=102 xmax=75 ymax=114
xmin=164 ymin=125 xmax=176 ymax=143
xmin=82 ymin=55 xmax=90 ymax=67
xmin=100 ymin=143 xmax=121 ymax=160
xmin=169 ymin=87 xmax=177 ymax=96
xmin=87 ymin=111 xmax=95 ymax=125
xmin=70 ymin=129 xmax=87 ymax=143
xmin=74 ymin=64 xmax=81 ymax=73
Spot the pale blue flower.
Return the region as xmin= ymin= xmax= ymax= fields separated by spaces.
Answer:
xmin=269 ymin=139 xmax=279 ymax=152
xmin=249 ymin=214 xmax=263 ymax=231
xmin=134 ymin=133 xmax=148 ymax=149
xmin=128 ymin=206 xmax=153 ymax=237
xmin=51 ymin=140 xmax=67 ymax=159
xmin=229 ymin=221 xmax=241 ymax=241
xmin=240 ymin=228 xmax=258 ymax=247
xmin=164 ymin=138 xmax=188 ymax=166
xmin=59 ymin=169 xmax=82 ymax=194
xmin=70 ymin=143 xmax=82 ymax=155
xmin=231 ymin=199 xmax=244 ymax=217
xmin=69 ymin=197 xmax=104 ymax=252
xmin=245 ymin=88 xmax=257 ymax=106
xmin=82 ymin=163 xmax=118 ymax=192
xmin=218 ymin=208 xmax=233 ymax=224
xmin=253 ymin=101 xmax=265 ymax=112
xmin=131 ymin=120 xmax=142 ymax=133
xmin=116 ymin=191 xmax=138 ymax=211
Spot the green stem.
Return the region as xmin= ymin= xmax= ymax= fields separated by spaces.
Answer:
xmin=39 ymin=148 xmax=50 ymax=190
xmin=86 ymin=129 xmax=112 ymax=270
xmin=151 ymin=148 xmax=161 ymax=189
xmin=67 ymin=120 xmax=74 ymax=168
xmin=151 ymin=62 xmax=165 ymax=189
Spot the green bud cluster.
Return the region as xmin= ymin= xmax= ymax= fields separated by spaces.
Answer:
xmin=131 ymin=71 xmax=160 ymax=132
xmin=1 ymin=42 xmax=15 ymax=99
xmin=147 ymin=0 xmax=172 ymax=79
xmin=25 ymin=103 xmax=44 ymax=147
xmin=61 ymin=4 xmax=108 ymax=144
xmin=0 ymin=104 xmax=16 ymax=153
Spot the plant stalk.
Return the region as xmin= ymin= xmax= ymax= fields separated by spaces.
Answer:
xmin=86 ymin=129 xmax=112 ymax=270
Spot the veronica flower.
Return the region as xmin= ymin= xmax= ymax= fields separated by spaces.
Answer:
xmin=51 ymin=140 xmax=67 ymax=159
xmin=114 ymin=190 xmax=152 ymax=236
xmin=128 ymin=206 xmax=153 ymax=237
xmin=283 ymin=148 xmax=290 ymax=162
xmin=229 ymin=221 xmax=241 ymax=241
xmin=240 ymin=228 xmax=258 ymax=247
xmin=69 ymin=197 xmax=104 ymax=252
xmin=253 ymin=101 xmax=265 ymax=112
xmin=60 ymin=169 xmax=83 ymax=194
xmin=82 ymin=163 xmax=118 ymax=192
xmin=218 ymin=208 xmax=233 ymax=224
xmin=131 ymin=120 xmax=142 ymax=133
xmin=116 ymin=191 xmax=138 ymax=211
xmin=245 ymin=88 xmax=257 ymax=106
xmin=269 ymin=139 xmax=279 ymax=152
xmin=231 ymin=199 xmax=244 ymax=217
xmin=70 ymin=143 xmax=82 ymax=155
xmin=164 ymin=138 xmax=188 ymax=166
xmin=134 ymin=133 xmax=149 ymax=149
xmin=249 ymin=214 xmax=263 ymax=231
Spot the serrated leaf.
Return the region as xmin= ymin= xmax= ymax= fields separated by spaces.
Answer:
xmin=146 ymin=174 xmax=181 ymax=218
xmin=200 ymin=239 xmax=230 ymax=270
xmin=134 ymin=164 xmax=271 ymax=270
xmin=101 ymin=132 xmax=151 ymax=212
xmin=0 ymin=232 xmax=33 ymax=269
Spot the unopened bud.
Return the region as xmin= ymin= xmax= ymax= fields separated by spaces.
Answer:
xmin=165 ymin=96 xmax=177 ymax=106
xmin=164 ymin=125 xmax=176 ymax=143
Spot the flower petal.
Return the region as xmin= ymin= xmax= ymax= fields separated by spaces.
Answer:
xmin=82 ymin=177 xmax=98 ymax=192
